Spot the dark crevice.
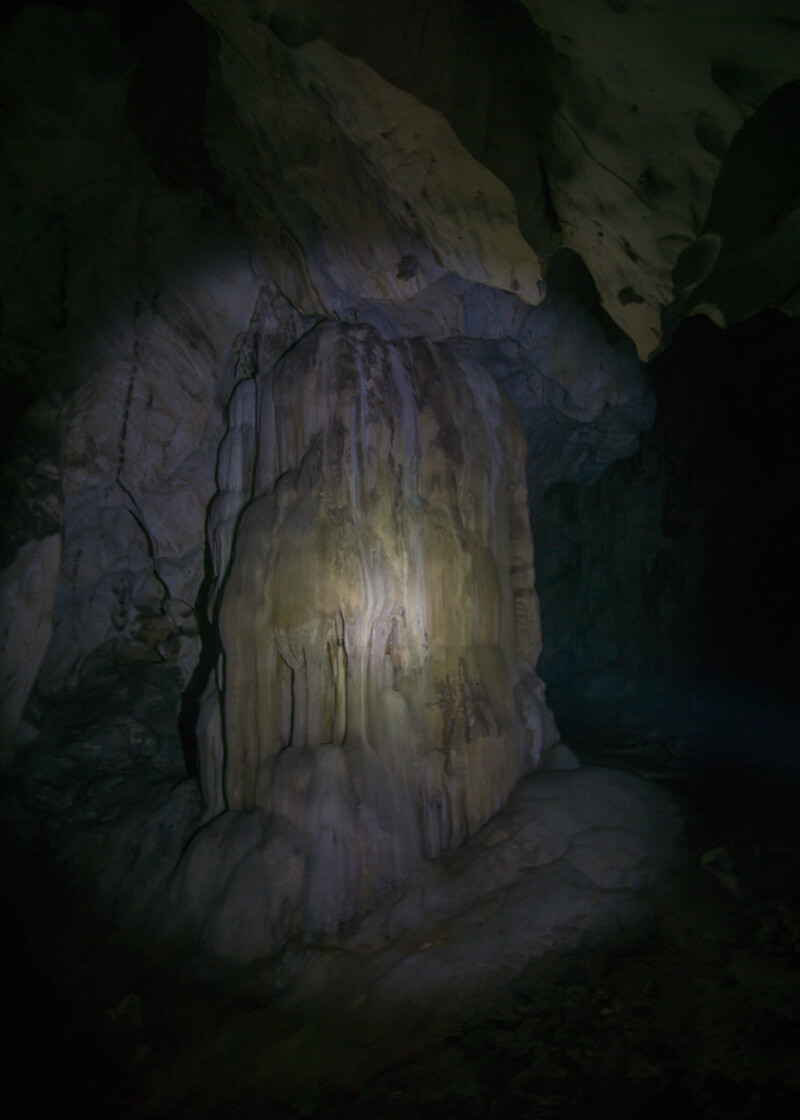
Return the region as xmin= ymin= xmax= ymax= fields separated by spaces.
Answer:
xmin=177 ymin=542 xmax=219 ymax=779
xmin=537 ymin=153 xmax=562 ymax=240
xmin=120 ymin=0 xmax=223 ymax=195
xmin=536 ymin=310 xmax=800 ymax=820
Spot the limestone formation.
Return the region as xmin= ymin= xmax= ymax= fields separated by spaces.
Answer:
xmin=1 ymin=0 xmax=796 ymax=977
xmin=522 ymin=0 xmax=800 ymax=353
xmin=179 ymin=320 xmax=557 ymax=956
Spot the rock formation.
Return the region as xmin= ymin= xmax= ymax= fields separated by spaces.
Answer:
xmin=1 ymin=0 xmax=797 ymax=965
xmin=172 ymin=313 xmax=557 ymax=956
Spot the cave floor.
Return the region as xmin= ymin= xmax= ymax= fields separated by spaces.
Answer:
xmin=4 ymin=754 xmax=800 ymax=1120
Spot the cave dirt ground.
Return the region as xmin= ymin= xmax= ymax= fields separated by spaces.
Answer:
xmin=3 ymin=745 xmax=800 ymax=1120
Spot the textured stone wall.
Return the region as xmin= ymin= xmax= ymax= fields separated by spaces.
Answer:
xmin=3 ymin=0 xmax=795 ymax=965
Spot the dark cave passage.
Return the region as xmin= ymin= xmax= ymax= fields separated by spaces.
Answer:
xmin=671 ymin=312 xmax=799 ymax=704
xmin=534 ymin=309 xmax=800 ymax=835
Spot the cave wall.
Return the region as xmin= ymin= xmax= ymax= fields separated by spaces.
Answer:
xmin=232 ymin=0 xmax=800 ymax=356
xmin=2 ymin=0 xmax=651 ymax=750
xmin=1 ymin=0 xmax=798 ymax=959
xmin=0 ymin=3 xmax=265 ymax=755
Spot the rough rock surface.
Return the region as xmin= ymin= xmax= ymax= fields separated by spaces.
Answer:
xmin=0 ymin=3 xmax=264 ymax=710
xmin=236 ymin=0 xmax=800 ymax=356
xmin=3 ymin=0 xmax=795 ymax=980
xmin=339 ymin=765 xmax=681 ymax=978
xmin=0 ymin=535 xmax=60 ymax=760
xmin=523 ymin=0 xmax=800 ymax=353
xmin=1 ymin=1 xmax=653 ymax=742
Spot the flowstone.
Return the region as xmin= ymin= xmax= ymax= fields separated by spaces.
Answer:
xmin=173 ymin=321 xmax=558 ymax=960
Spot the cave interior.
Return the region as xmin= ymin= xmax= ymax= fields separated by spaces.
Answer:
xmin=1 ymin=1 xmax=799 ymax=1117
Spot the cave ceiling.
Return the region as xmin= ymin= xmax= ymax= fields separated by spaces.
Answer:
xmin=2 ymin=0 xmax=797 ymax=423
xmin=189 ymin=0 xmax=800 ymax=356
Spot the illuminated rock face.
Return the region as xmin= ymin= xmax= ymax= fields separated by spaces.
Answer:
xmin=189 ymin=321 xmax=556 ymax=951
